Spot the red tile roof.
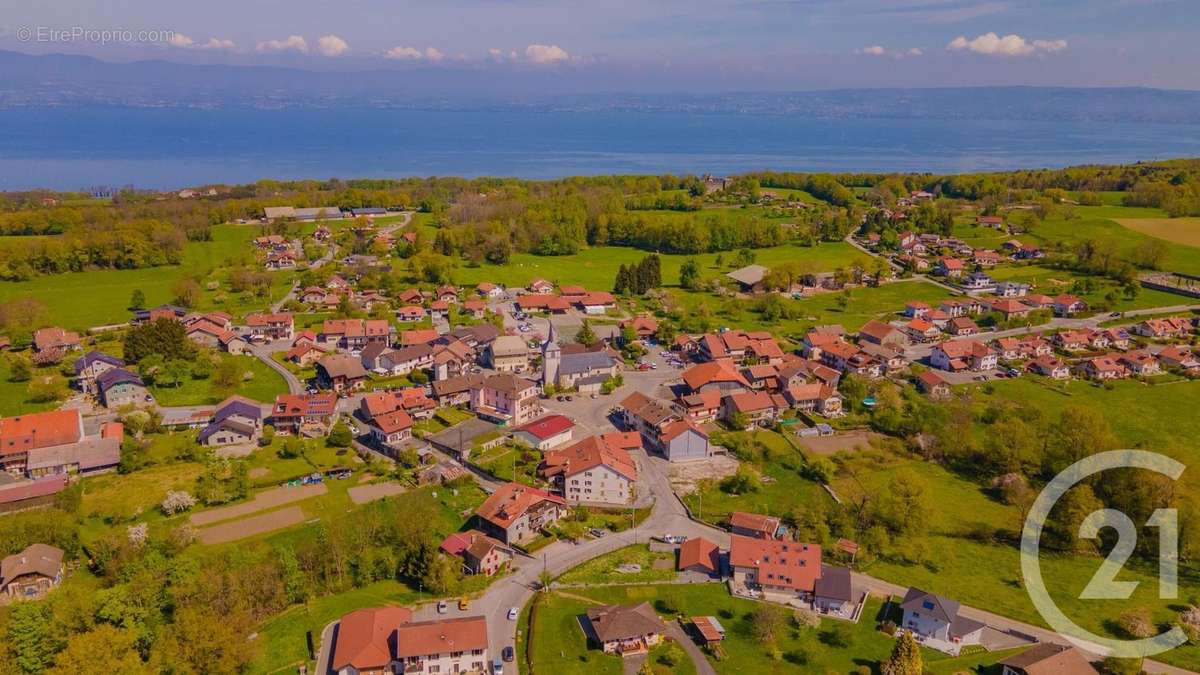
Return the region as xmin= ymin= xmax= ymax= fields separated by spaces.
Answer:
xmin=0 ymin=410 xmax=83 ymax=457
xmin=541 ymin=435 xmax=637 ymax=482
xmin=332 ymin=607 xmax=414 ymax=671
xmin=394 ymin=617 xmax=489 ymax=659
xmin=729 ymin=534 xmax=822 ymax=593
xmin=678 ymin=537 xmax=720 ymax=574
xmin=476 ymin=482 xmax=566 ymax=528
xmin=513 ymin=414 xmax=575 ymax=441
xmin=682 ymin=361 xmax=749 ymax=392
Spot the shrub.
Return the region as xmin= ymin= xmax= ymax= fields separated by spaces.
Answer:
xmin=160 ymin=490 xmax=197 ymax=515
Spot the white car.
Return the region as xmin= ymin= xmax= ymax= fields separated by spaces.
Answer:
xmin=508 ymin=607 xmax=519 ymax=620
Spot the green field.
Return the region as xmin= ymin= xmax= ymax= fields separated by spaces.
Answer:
xmin=1030 ymin=205 xmax=1200 ymax=276
xmin=450 ymin=241 xmax=870 ymax=291
xmin=556 ymin=545 xmax=677 ymax=585
xmin=0 ymin=224 xmax=293 ymax=329
xmin=147 ymin=353 xmax=290 ymax=406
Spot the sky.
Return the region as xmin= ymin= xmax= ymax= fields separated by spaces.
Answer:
xmin=2 ymin=0 xmax=1198 ymax=91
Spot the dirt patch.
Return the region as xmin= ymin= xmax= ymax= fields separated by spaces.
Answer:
xmin=668 ymin=455 xmax=739 ymax=496
xmin=797 ymin=430 xmax=880 ymax=456
xmin=248 ymin=467 xmax=271 ymax=479
xmin=189 ymin=483 xmax=327 ymax=526
xmin=214 ymin=443 xmax=257 ymax=459
xmin=196 ymin=506 xmax=307 ymax=545
xmin=1116 ymin=217 xmax=1200 ymax=247
xmin=651 ymin=558 xmax=674 ymax=570
xmin=348 ymin=482 xmax=407 ymax=505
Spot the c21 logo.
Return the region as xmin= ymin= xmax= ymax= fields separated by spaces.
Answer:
xmin=1021 ymin=450 xmax=1188 ymax=658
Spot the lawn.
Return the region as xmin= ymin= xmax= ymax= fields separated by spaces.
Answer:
xmin=556 ymin=544 xmax=677 ymax=585
xmin=530 ymin=584 xmax=1020 ymax=675
xmin=0 ymin=224 xmax=294 ymax=329
xmin=0 ymin=355 xmax=64 ymax=416
xmin=862 ymin=535 xmax=1200 ymax=672
xmin=1028 ymin=205 xmax=1200 ymax=277
xmin=987 ymin=263 xmax=1189 ymax=311
xmin=251 ymin=580 xmax=422 ymax=675
xmin=1116 ymin=217 xmax=1200 ymax=248
xmin=472 ymin=443 xmax=541 ymax=486
xmin=680 ymin=430 xmax=832 ymax=525
xmin=970 ymin=377 xmax=1200 ymax=467
xmin=148 ymin=354 xmax=290 ymax=406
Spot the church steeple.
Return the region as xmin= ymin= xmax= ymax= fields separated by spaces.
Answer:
xmin=542 ymin=320 xmax=561 ymax=387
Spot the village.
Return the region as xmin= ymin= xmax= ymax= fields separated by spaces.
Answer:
xmin=1 ymin=192 xmax=1197 ymax=675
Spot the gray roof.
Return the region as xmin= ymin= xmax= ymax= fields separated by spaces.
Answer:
xmin=560 ymin=351 xmax=616 ymax=376
xmin=96 ymin=368 xmax=144 ymax=391
xmin=900 ymin=587 xmax=985 ymax=637
xmin=726 ymin=264 xmax=769 ymax=286
xmin=73 ymin=350 xmax=124 ymax=375
xmin=814 ymin=565 xmax=853 ymax=602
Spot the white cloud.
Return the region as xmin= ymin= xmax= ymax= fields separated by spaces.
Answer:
xmin=170 ymin=34 xmax=236 ymax=51
xmin=385 ymin=46 xmax=423 ymax=60
xmin=488 ymin=48 xmax=519 ymax=62
xmin=947 ymin=32 xmax=1068 ymax=57
xmin=316 ymin=34 xmax=349 ymax=57
xmin=907 ymin=47 xmax=924 ymax=56
xmin=861 ymin=45 xmax=887 ymax=56
xmin=525 ymin=44 xmax=570 ymax=65
xmin=384 ymin=46 xmax=444 ymax=62
xmin=256 ymin=35 xmax=309 ymax=54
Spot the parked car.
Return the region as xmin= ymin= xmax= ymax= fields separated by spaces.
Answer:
xmin=493 ymin=659 xmax=504 ymax=674
xmin=589 ymin=528 xmax=608 ymax=538
xmin=459 ymin=596 xmax=470 ymax=610
xmin=508 ymin=607 xmax=519 ymax=620
xmin=660 ymin=534 xmax=687 ymax=544
xmin=437 ymin=600 xmax=448 ymax=614
xmin=502 ymin=646 xmax=515 ymax=662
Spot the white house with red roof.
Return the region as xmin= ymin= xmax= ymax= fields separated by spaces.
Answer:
xmin=511 ymin=414 xmax=576 ymax=451
xmin=474 ymin=482 xmax=567 ymax=544
xmin=540 ymin=434 xmax=639 ymax=506
xmin=729 ymin=534 xmax=822 ymax=599
xmin=930 ymin=340 xmax=997 ymax=372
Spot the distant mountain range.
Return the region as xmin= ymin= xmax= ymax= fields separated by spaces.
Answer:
xmin=2 ymin=49 xmax=1200 ymax=123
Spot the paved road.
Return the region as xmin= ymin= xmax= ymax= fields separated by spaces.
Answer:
xmin=250 ymin=339 xmax=305 ymax=395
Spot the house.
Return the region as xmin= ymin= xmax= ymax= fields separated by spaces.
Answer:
xmin=584 ymin=603 xmax=667 ymax=655
xmin=999 ymin=643 xmax=1099 ymax=675
xmin=73 ymin=351 xmax=125 ymax=394
xmin=33 ymin=327 xmax=81 ymax=354
xmin=470 ymin=373 xmax=540 ymax=426
xmin=946 ymin=317 xmax=980 ymax=337
xmin=858 ymin=320 xmax=909 ymax=348
xmin=813 ymin=565 xmax=857 ymax=617
xmin=783 ymin=383 xmax=843 ymax=416
xmin=271 ymin=393 xmax=339 ymax=436
xmin=1081 ymin=355 xmax=1127 ymax=380
xmin=511 ymin=414 xmax=575 ymax=451
xmin=516 ymin=294 xmax=571 ymax=314
xmin=0 ymin=544 xmax=64 ymax=600
xmin=359 ymin=388 xmax=435 ymax=422
xmin=380 ymin=345 xmax=435 ymax=376
xmin=265 ymin=250 xmax=297 ymax=269
xmin=930 ymin=341 xmax=997 ymax=372
xmin=367 ymin=410 xmax=413 ymax=447
xmin=904 ymin=318 xmax=940 ymax=343
xmin=186 ymin=319 xmax=229 ymax=349
xmin=476 ymin=282 xmax=505 ymax=299
xmin=620 ymin=317 xmax=658 ymax=340
xmin=1053 ymin=330 xmax=1092 ymax=352
xmin=935 ymin=257 xmax=965 ymax=278
xmin=1028 ymin=356 xmax=1071 ymax=380
xmin=916 ymin=370 xmax=951 ymax=398
xmin=989 ymin=298 xmax=1033 ymax=320
xmin=431 ymin=373 xmax=486 ymax=407
xmin=731 ymin=512 xmax=782 ymax=540
xmin=677 ymin=537 xmax=721 ymax=577
xmin=899 ymin=588 xmax=985 ymax=653
xmin=1134 ymin=316 xmax=1192 ymax=339
xmin=676 ymin=389 xmax=722 ymax=423
xmin=439 ymin=530 xmax=514 ymax=576
xmin=726 ymin=264 xmax=770 ymax=293
xmin=197 ymin=396 xmax=262 ymax=447
xmin=132 ymin=304 xmax=188 ymax=325
xmin=995 ymin=281 xmax=1031 ymax=298
xmin=461 ymin=299 xmax=487 ymax=319
xmin=721 ymin=391 xmax=784 ymax=426
xmin=0 ymin=409 xmax=119 ymax=477
xmin=1100 ymin=328 xmax=1131 ymax=350
xmin=1118 ymin=351 xmax=1160 ymax=377
xmin=1159 ymin=345 xmax=1200 ymax=373
xmin=96 ymin=368 xmax=152 ymax=408
xmin=972 ymin=249 xmax=1002 ymax=267
xmin=540 ymin=434 xmax=638 ymax=506
xmin=431 ymin=340 xmax=476 ymax=380
xmin=428 ymin=300 xmax=451 ymax=318
xmin=321 ymin=319 xmax=392 ymax=351
xmin=962 ymin=271 xmax=995 ymax=291
xmin=316 ymin=354 xmax=370 ymax=392
xmin=527 ymin=278 xmax=555 ymax=294
xmin=330 ymin=609 xmax=489 ymax=675
xmin=486 ymin=335 xmax=529 ymax=373
xmin=474 ymin=482 xmax=567 ymax=544
xmin=618 ymin=391 xmax=680 ymax=445
xmin=400 ymin=328 xmax=440 ymax=347
xmin=729 ymin=534 xmax=822 ymax=597
xmin=977 ymin=215 xmax=1005 ymax=228
xmin=396 ymin=305 xmax=426 ymax=322
xmin=285 ymin=342 xmax=328 ymax=367
xmin=681 ymin=361 xmax=750 ymax=395
xmin=1052 ymin=295 xmax=1087 ymax=317
xmin=417 ymin=460 xmax=468 ymax=486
